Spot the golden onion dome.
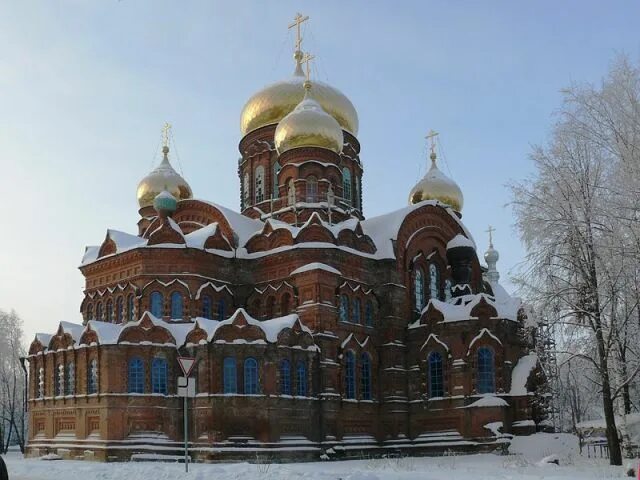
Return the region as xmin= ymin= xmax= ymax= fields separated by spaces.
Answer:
xmin=409 ymin=152 xmax=464 ymax=211
xmin=136 ymin=146 xmax=193 ymax=208
xmin=240 ymin=51 xmax=358 ymax=137
xmin=274 ymin=81 xmax=344 ymax=155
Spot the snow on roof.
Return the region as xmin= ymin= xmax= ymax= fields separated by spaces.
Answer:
xmin=197 ymin=199 xmax=264 ymax=244
xmin=447 ymin=234 xmax=475 ymax=250
xmin=290 ymin=262 xmax=342 ymax=276
xmin=184 ymin=223 xmax=218 ymax=249
xmin=510 ymin=353 xmax=538 ymax=396
xmin=85 ymin=320 xmax=122 ymax=344
xmin=218 ymin=308 xmax=311 ymax=343
xmin=410 ymin=292 xmax=521 ymax=325
xmin=58 ymin=321 xmax=85 ymax=342
xmin=488 ymin=281 xmax=522 ymax=321
xmin=34 ymin=333 xmax=52 ymax=346
xmin=464 ymin=395 xmax=509 ymax=408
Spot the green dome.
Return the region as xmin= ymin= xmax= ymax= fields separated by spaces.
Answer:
xmin=153 ymin=190 xmax=178 ymax=213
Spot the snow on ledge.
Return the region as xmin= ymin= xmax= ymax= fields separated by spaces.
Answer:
xmin=291 ymin=262 xmax=342 ymax=276
xmin=464 ymin=395 xmax=509 ymax=408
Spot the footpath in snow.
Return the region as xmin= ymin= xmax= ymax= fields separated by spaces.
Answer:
xmin=1 ymin=434 xmax=631 ymax=480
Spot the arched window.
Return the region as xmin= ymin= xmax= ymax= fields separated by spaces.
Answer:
xmin=306 ymin=175 xmax=318 ymax=202
xmin=65 ymin=363 xmax=75 ymax=396
xmin=152 ymin=357 xmax=168 ymax=395
xmin=339 ymin=295 xmax=350 ymax=322
xmin=365 ymin=300 xmax=374 ymax=327
xmin=243 ymin=172 xmax=250 ymax=208
xmin=429 ymin=263 xmax=440 ymax=300
xmin=38 ymin=367 xmax=44 ymax=398
xmin=342 ymin=168 xmax=352 ymax=204
xmin=415 ymin=268 xmax=425 ymax=311
xmin=444 ymin=279 xmax=452 ymax=302
xmin=477 ymin=347 xmax=495 ymax=394
xmin=150 ymin=291 xmax=163 ymax=318
xmin=87 ymin=304 xmax=93 ymax=321
xmin=116 ymin=297 xmax=124 ymax=323
xmin=96 ymin=302 xmax=103 ymax=321
xmin=355 ymin=175 xmax=361 ymax=210
xmin=287 ymin=179 xmax=296 ymax=206
xmin=352 ymin=298 xmax=362 ymax=324
xmin=88 ymin=359 xmax=98 ymax=394
xmin=223 ymin=357 xmax=237 ymax=393
xmin=360 ymin=353 xmax=372 ymax=400
xmin=127 ymin=294 xmax=135 ymax=322
xmin=128 ymin=357 xmax=145 ymax=394
xmin=202 ymin=295 xmax=212 ymax=319
xmin=296 ymin=361 xmax=307 ymax=397
xmin=171 ymin=291 xmax=183 ymax=319
xmin=266 ymin=297 xmax=275 ymax=319
xmin=273 ymin=161 xmax=281 ymax=197
xmin=217 ymin=299 xmax=226 ymax=320
xmin=244 ymin=358 xmax=258 ymax=394
xmin=427 ymin=352 xmax=444 ymax=398
xmin=281 ymin=293 xmax=291 ymax=315
xmin=55 ymin=364 xmax=64 ymax=397
xmin=255 ymin=166 xmax=265 ymax=203
xmin=106 ymin=299 xmax=113 ymax=322
xmin=279 ymin=359 xmax=291 ymax=395
xmin=345 ymin=351 xmax=356 ymax=399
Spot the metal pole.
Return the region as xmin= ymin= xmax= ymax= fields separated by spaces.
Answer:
xmin=184 ymin=393 xmax=188 ymax=472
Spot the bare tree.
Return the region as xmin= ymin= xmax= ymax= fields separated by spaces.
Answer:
xmin=0 ymin=309 xmax=26 ymax=453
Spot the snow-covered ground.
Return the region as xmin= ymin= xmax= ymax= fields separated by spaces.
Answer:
xmin=2 ymin=434 xmax=631 ymax=480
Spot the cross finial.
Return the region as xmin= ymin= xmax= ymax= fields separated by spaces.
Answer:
xmin=425 ymin=129 xmax=439 ymax=159
xmin=162 ymin=122 xmax=172 ymax=149
xmin=301 ymin=52 xmax=315 ymax=83
xmin=289 ymin=13 xmax=310 ymax=53
xmin=486 ymin=225 xmax=496 ymax=247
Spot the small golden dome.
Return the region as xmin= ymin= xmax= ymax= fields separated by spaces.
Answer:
xmin=240 ymin=51 xmax=358 ymax=137
xmin=136 ymin=146 xmax=193 ymax=208
xmin=274 ymin=81 xmax=344 ymax=155
xmin=409 ymin=152 xmax=464 ymax=211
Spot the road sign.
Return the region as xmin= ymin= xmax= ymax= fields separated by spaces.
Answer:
xmin=177 ymin=356 xmax=196 ymax=377
xmin=177 ymin=376 xmax=196 ymax=398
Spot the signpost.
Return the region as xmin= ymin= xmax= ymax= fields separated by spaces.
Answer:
xmin=178 ymin=356 xmax=196 ymax=473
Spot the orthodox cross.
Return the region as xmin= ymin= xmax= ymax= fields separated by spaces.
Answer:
xmin=425 ymin=129 xmax=439 ymax=157
xmin=162 ymin=122 xmax=172 ymax=149
xmin=288 ymin=13 xmax=309 ymax=52
xmin=486 ymin=225 xmax=495 ymax=247
xmin=301 ymin=52 xmax=315 ymax=82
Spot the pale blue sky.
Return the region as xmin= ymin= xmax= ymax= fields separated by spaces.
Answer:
xmin=1 ymin=1 xmax=638 ymax=342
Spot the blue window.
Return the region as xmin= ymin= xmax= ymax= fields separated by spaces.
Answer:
xmin=128 ymin=357 xmax=145 ymax=393
xmin=150 ymin=291 xmax=163 ymax=317
xmin=345 ymin=351 xmax=356 ymax=399
xmin=88 ymin=359 xmax=98 ymax=394
xmin=415 ymin=268 xmax=425 ymax=311
xmin=55 ymin=364 xmax=63 ymax=396
xmin=360 ymin=353 xmax=372 ymax=400
xmin=171 ymin=291 xmax=183 ymax=319
xmin=151 ymin=357 xmax=168 ymax=395
xmin=202 ymin=295 xmax=212 ymax=319
xmin=280 ymin=359 xmax=291 ymax=395
xmin=223 ymin=357 xmax=237 ymax=393
xmin=218 ymin=299 xmax=226 ymax=320
xmin=428 ymin=351 xmax=444 ymax=398
xmin=244 ymin=358 xmax=259 ymax=394
xmin=106 ymin=299 xmax=113 ymax=322
xmin=444 ymin=279 xmax=452 ymax=302
xmin=477 ymin=347 xmax=495 ymax=394
xmin=429 ymin=263 xmax=440 ymax=300
xmin=352 ymin=298 xmax=361 ymax=324
xmin=342 ymin=168 xmax=352 ymax=204
xmin=116 ymin=297 xmax=124 ymax=323
xmin=65 ymin=363 xmax=75 ymax=396
xmin=365 ymin=300 xmax=373 ymax=327
xmin=127 ymin=294 xmax=135 ymax=322
xmin=96 ymin=302 xmax=103 ymax=321
xmin=340 ymin=295 xmax=350 ymax=322
xmin=296 ymin=361 xmax=307 ymax=397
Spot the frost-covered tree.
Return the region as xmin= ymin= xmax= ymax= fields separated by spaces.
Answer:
xmin=0 ymin=309 xmax=26 ymax=453
xmin=512 ymin=55 xmax=640 ymax=466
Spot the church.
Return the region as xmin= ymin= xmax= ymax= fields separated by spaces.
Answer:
xmin=26 ymin=15 xmax=545 ymax=462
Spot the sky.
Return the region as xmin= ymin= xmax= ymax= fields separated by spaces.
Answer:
xmin=1 ymin=1 xmax=639 ymax=343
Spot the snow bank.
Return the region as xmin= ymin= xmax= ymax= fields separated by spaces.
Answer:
xmin=509 ymin=432 xmax=579 ymax=463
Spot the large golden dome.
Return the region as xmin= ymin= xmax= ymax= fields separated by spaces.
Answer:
xmin=136 ymin=146 xmax=193 ymax=208
xmin=240 ymin=52 xmax=358 ymax=137
xmin=409 ymin=152 xmax=464 ymax=211
xmin=274 ymin=82 xmax=344 ymax=155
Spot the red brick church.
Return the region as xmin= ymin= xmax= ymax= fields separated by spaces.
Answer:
xmin=26 ymin=17 xmax=545 ymax=462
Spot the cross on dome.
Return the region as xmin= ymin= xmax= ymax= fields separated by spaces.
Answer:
xmin=486 ymin=225 xmax=496 ymax=247
xmin=288 ymin=13 xmax=310 ymax=53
